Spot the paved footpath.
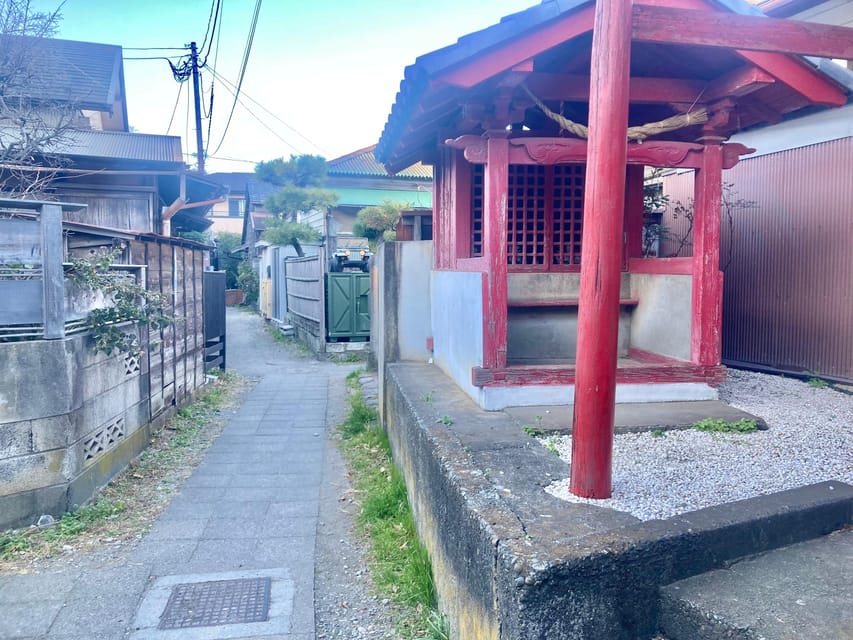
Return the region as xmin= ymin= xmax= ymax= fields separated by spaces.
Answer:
xmin=0 ymin=309 xmax=355 ymax=640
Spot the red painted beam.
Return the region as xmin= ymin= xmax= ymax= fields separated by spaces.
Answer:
xmin=570 ymin=0 xmax=633 ymax=500
xmin=690 ymin=144 xmax=724 ymax=366
xmin=482 ymin=135 xmax=509 ymax=369
xmin=704 ymin=66 xmax=776 ymax=102
xmin=633 ymin=0 xmax=848 ymax=107
xmin=523 ymin=72 xmax=706 ymax=103
xmin=633 ymin=4 xmax=853 ymax=61
xmin=471 ymin=363 xmax=726 ymax=387
xmin=434 ymin=4 xmax=595 ymax=89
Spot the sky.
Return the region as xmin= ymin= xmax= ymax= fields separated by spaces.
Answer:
xmin=34 ymin=0 xmax=539 ymax=174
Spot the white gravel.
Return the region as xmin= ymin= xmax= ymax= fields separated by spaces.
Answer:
xmin=544 ymin=369 xmax=853 ymax=521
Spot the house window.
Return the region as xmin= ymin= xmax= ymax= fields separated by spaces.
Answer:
xmin=228 ymin=197 xmax=245 ymax=217
xmin=470 ymin=163 xmax=586 ymax=270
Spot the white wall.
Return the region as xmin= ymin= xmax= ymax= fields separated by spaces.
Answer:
xmin=431 ymin=270 xmax=485 ymax=404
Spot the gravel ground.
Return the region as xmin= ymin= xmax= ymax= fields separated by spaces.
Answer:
xmin=545 ymin=369 xmax=853 ymax=520
xmin=315 ymin=371 xmax=401 ymax=640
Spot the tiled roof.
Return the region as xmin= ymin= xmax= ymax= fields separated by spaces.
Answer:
xmin=1 ymin=35 xmax=122 ymax=111
xmin=328 ymin=145 xmax=432 ymax=179
xmin=0 ymin=127 xmax=183 ymax=163
xmin=376 ymin=0 xmax=853 ymax=171
xmin=56 ymin=129 xmax=183 ymax=162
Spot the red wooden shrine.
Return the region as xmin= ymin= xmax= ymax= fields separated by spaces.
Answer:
xmin=376 ymin=0 xmax=853 ymax=497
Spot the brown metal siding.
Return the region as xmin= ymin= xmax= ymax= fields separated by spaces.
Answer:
xmin=663 ymin=137 xmax=853 ymax=382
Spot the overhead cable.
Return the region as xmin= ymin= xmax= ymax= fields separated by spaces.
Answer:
xmin=209 ymin=0 xmax=263 ymax=156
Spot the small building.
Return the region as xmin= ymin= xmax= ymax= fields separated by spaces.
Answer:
xmin=374 ymin=0 xmax=853 ymax=411
xmin=325 ymin=145 xmax=433 ymax=241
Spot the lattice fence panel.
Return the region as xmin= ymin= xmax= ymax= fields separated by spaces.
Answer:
xmin=552 ymin=164 xmax=585 ymax=267
xmin=471 ymin=164 xmax=484 ymax=257
xmin=507 ymin=165 xmax=547 ymax=267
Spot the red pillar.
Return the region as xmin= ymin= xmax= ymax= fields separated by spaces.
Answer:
xmin=482 ymin=134 xmax=509 ymax=369
xmin=570 ymin=0 xmax=633 ymax=499
xmin=690 ymin=143 xmax=724 ymax=365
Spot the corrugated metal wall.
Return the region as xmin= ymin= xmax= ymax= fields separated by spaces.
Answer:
xmin=662 ymin=137 xmax=853 ymax=382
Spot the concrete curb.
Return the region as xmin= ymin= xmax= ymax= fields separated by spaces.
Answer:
xmin=385 ymin=363 xmax=853 ymax=640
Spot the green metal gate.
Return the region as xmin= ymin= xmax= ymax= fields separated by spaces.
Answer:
xmin=326 ymin=272 xmax=370 ymax=340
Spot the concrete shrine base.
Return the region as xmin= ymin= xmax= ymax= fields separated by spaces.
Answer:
xmin=382 ymin=362 xmax=853 ymax=640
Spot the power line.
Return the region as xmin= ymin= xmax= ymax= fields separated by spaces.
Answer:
xmin=200 ymin=0 xmax=222 ymax=67
xmin=209 ymin=67 xmax=328 ymax=156
xmin=198 ymin=0 xmax=221 ymax=61
xmin=166 ymin=81 xmax=184 ymax=134
xmin=208 ymin=68 xmax=303 ymax=155
xmin=209 ymin=0 xmax=263 ymax=156
xmin=123 ymin=46 xmax=187 ymax=51
xmin=124 ymin=55 xmax=184 ymax=61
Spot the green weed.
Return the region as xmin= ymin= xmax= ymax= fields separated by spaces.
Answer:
xmin=523 ymin=425 xmax=545 ymax=437
xmin=338 ymin=381 xmax=442 ymax=638
xmin=807 ymin=377 xmax=829 ymax=389
xmin=437 ymin=415 xmax=453 ymax=426
xmin=650 ymin=429 xmax=667 ymax=438
xmin=541 ymin=438 xmax=561 ymax=456
xmin=693 ymin=418 xmax=758 ymax=434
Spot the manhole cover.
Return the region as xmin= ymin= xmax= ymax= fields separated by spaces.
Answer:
xmin=158 ymin=577 xmax=271 ymax=629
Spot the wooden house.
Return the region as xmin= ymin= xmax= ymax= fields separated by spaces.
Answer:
xmin=0 ymin=36 xmax=221 ymax=235
xmin=375 ymin=0 xmax=853 ymax=417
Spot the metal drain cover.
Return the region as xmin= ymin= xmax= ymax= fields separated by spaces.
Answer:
xmin=158 ymin=577 xmax=271 ymax=629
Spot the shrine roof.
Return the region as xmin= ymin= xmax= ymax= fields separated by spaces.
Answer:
xmin=376 ymin=0 xmax=853 ymax=173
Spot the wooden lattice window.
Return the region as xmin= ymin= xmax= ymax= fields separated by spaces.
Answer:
xmin=469 ymin=163 xmax=586 ymax=269
xmin=507 ymin=165 xmax=547 ymax=267
xmin=471 ymin=164 xmax=484 ymax=257
xmin=552 ymin=164 xmax=585 ymax=267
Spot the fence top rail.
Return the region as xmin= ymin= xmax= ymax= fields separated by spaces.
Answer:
xmin=0 ymin=198 xmax=87 ymax=212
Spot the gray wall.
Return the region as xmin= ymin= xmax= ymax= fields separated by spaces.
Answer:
xmin=372 ymin=241 xmax=433 ymax=420
xmin=630 ymin=274 xmax=692 ymax=361
xmin=397 ymin=242 xmax=433 ymax=362
xmin=431 ymin=270 xmax=485 ymax=404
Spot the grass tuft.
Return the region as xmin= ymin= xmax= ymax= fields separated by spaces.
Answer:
xmin=693 ymin=417 xmax=758 ymax=434
xmin=338 ymin=369 xmax=444 ymax=639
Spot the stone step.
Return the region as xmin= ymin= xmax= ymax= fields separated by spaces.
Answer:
xmin=659 ymin=526 xmax=853 ymax=640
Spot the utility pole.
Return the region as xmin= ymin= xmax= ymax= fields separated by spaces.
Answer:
xmin=189 ymin=41 xmax=205 ymax=173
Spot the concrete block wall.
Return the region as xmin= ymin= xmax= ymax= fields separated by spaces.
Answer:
xmin=2 ymin=332 xmax=171 ymax=529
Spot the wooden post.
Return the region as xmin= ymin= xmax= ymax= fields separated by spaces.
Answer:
xmin=691 ymin=142 xmax=724 ymax=365
xmin=483 ymin=134 xmax=509 ymax=369
xmin=40 ymin=203 xmax=65 ymax=339
xmin=570 ymin=0 xmax=633 ymax=499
